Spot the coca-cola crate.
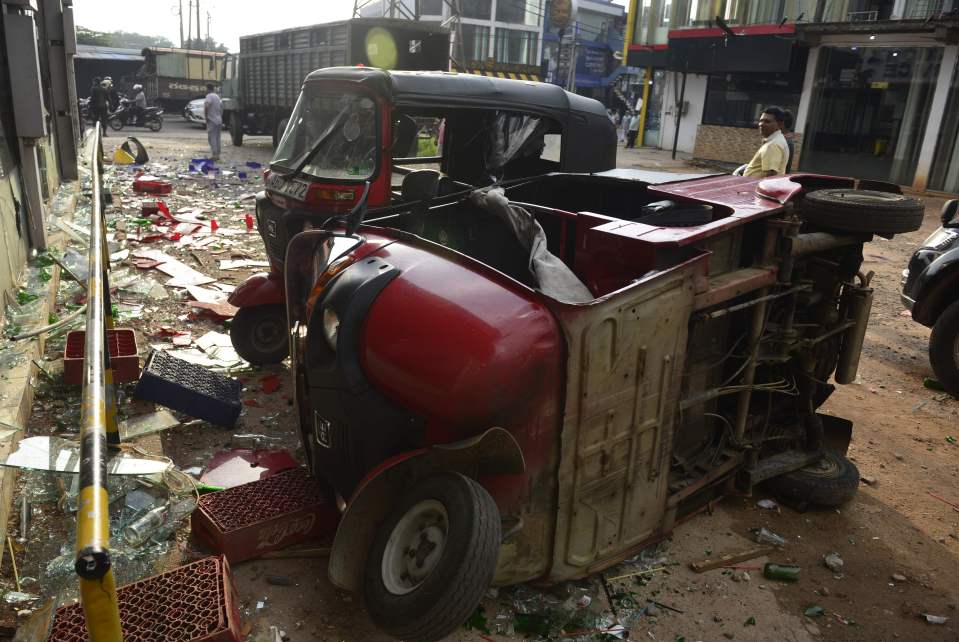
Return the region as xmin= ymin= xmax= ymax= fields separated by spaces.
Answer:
xmin=192 ymin=467 xmax=339 ymax=563
xmin=49 ymin=555 xmax=241 ymax=641
xmin=64 ymin=328 xmax=140 ymax=386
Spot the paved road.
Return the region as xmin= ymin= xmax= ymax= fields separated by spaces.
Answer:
xmin=94 ymin=113 xmax=274 ymax=144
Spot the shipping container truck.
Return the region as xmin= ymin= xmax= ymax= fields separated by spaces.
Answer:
xmin=222 ymin=18 xmax=450 ymax=147
xmin=139 ymin=47 xmax=226 ymax=110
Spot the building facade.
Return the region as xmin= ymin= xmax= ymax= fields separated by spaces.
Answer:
xmin=359 ymin=0 xmax=547 ymax=79
xmin=542 ymin=0 xmax=625 ymax=104
xmin=625 ymin=0 xmax=959 ymax=192
xmin=0 ymin=0 xmax=79 ymax=299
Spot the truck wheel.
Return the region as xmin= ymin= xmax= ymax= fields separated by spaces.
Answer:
xmin=229 ymin=115 xmax=244 ymax=147
xmin=765 ymin=451 xmax=860 ymax=507
xmin=930 ymin=300 xmax=959 ymax=398
xmin=272 ymin=117 xmax=289 ymax=149
xmin=801 ymin=189 xmax=924 ymax=235
xmin=363 ymin=473 xmax=501 ymax=642
xmin=230 ymin=304 xmax=289 ymax=365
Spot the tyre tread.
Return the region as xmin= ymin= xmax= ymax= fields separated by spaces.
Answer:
xmin=365 ymin=473 xmax=501 ymax=642
xmin=765 ymin=451 xmax=860 ymax=507
xmin=930 ymin=300 xmax=959 ymax=398
xmin=801 ymin=189 xmax=924 ymax=234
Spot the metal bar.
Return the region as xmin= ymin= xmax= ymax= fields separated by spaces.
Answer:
xmin=789 ymin=232 xmax=871 ymax=256
xmin=392 ymin=156 xmax=443 ymax=165
xmin=697 ymin=284 xmax=810 ymax=321
xmin=75 ymin=123 xmax=124 ymax=642
xmin=732 ymin=223 xmax=779 ymax=441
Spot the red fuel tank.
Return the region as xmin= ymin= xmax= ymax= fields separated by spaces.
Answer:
xmin=358 ymin=241 xmax=566 ymax=447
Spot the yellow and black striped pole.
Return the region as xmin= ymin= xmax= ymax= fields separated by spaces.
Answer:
xmin=75 ymin=123 xmax=124 ymax=641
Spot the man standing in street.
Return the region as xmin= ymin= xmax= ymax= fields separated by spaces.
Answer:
xmin=626 ymin=111 xmax=640 ymax=148
xmin=203 ymin=83 xmax=222 ymax=161
xmin=742 ymin=106 xmax=789 ymax=178
xmin=91 ymin=78 xmax=110 ymax=137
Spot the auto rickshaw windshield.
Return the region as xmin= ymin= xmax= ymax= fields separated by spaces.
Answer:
xmin=272 ymin=87 xmax=377 ymax=181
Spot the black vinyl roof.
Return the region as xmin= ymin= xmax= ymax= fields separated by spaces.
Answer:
xmin=303 ymin=67 xmax=608 ymax=121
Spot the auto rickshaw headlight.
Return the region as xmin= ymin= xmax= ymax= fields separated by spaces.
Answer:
xmin=322 ymin=307 xmax=340 ymax=351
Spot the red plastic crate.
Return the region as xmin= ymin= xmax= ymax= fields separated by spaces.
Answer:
xmin=64 ymin=328 xmax=139 ymax=386
xmin=133 ymin=175 xmax=173 ymax=194
xmin=192 ymin=467 xmax=340 ymax=563
xmin=49 ymin=555 xmax=242 ymax=642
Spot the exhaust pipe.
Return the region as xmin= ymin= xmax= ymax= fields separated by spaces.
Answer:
xmin=834 ymin=283 xmax=874 ymax=384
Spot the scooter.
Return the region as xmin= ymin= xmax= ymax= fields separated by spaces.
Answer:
xmin=109 ymin=98 xmax=164 ymax=132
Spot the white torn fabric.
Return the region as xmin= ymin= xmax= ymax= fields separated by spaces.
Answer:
xmin=470 ymin=188 xmax=594 ymax=304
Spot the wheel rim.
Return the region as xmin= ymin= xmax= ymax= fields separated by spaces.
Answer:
xmin=834 ymin=190 xmax=900 ymax=204
xmin=381 ymin=499 xmax=449 ymax=596
xmin=251 ymin=315 xmax=285 ymax=354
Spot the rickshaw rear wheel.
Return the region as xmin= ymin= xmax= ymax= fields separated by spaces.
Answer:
xmin=765 ymin=451 xmax=860 ymax=508
xmin=363 ymin=472 xmax=500 ymax=642
xmin=230 ymin=304 xmax=289 ymax=365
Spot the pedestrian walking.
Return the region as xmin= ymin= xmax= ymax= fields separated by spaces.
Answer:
xmin=626 ymin=112 xmax=640 ymax=148
xmin=203 ymin=83 xmax=223 ymax=161
xmin=619 ymin=110 xmax=629 ymax=143
xmin=742 ymin=106 xmax=789 ymax=178
xmin=90 ymin=78 xmax=110 ymax=137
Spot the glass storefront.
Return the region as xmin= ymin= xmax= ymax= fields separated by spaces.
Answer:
xmin=644 ymin=69 xmax=667 ymax=147
xmin=929 ymin=62 xmax=959 ymax=193
xmin=702 ymin=70 xmax=804 ymax=129
xmin=801 ymin=46 xmax=942 ymax=185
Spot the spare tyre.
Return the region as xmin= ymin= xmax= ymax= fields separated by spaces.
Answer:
xmin=801 ymin=188 xmax=924 ymax=235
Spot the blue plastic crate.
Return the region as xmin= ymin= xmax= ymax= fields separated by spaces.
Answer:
xmin=135 ymin=350 xmax=242 ymax=427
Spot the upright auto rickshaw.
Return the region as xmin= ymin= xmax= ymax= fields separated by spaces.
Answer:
xmin=227 ymin=67 xmax=617 ymax=364
xmin=283 ymin=167 xmax=922 ymax=641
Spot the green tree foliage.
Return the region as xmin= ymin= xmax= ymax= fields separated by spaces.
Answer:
xmin=183 ymin=36 xmax=229 ymax=52
xmin=76 ymin=27 xmax=174 ymax=49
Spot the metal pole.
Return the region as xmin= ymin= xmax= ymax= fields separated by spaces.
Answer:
xmin=75 ymin=123 xmax=123 ymax=642
xmin=179 ymin=0 xmax=184 ymax=48
xmin=637 ymin=66 xmax=652 ymax=147
xmin=671 ymin=61 xmax=687 ymax=160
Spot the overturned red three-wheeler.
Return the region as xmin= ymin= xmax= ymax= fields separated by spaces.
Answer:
xmin=284 ymin=144 xmax=923 ymax=641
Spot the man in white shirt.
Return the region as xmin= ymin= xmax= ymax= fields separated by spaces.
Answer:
xmin=203 ymin=83 xmax=223 ymax=161
xmin=743 ymin=106 xmax=789 ymax=178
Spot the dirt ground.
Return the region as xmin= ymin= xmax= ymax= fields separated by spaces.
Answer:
xmin=2 ymin=124 xmax=958 ymax=641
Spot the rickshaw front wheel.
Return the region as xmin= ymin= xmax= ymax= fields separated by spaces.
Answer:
xmin=230 ymin=304 xmax=289 ymax=365
xmin=363 ymin=472 xmax=500 ymax=642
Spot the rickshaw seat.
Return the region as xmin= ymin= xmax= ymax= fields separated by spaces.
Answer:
xmin=401 ymin=170 xmax=441 ymax=203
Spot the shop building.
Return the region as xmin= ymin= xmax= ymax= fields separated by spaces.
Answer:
xmin=541 ymin=0 xmax=625 ymax=105
xmin=359 ymin=0 xmax=546 ymax=79
xmin=0 ymin=0 xmax=79 ymax=297
xmin=623 ymin=0 xmax=959 ymax=192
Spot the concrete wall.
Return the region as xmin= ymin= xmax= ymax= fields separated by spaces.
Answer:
xmin=0 ymin=169 xmax=30 ymax=297
xmin=657 ymin=72 xmax=707 ymax=154
xmin=692 ymin=124 xmax=804 ymax=169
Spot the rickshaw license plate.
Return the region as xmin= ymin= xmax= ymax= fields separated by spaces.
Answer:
xmin=267 ymin=174 xmax=310 ymax=201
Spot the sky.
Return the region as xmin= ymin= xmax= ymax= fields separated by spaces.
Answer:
xmin=73 ymin=0 xmax=356 ymax=51
xmin=74 ymin=0 xmax=628 ymax=52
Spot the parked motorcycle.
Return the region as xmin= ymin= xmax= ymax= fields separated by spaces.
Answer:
xmin=108 ymin=98 xmax=164 ymax=132
xmin=78 ymin=97 xmax=94 ymax=124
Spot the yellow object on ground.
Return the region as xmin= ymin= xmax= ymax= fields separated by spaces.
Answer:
xmin=113 ymin=147 xmax=136 ymax=165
